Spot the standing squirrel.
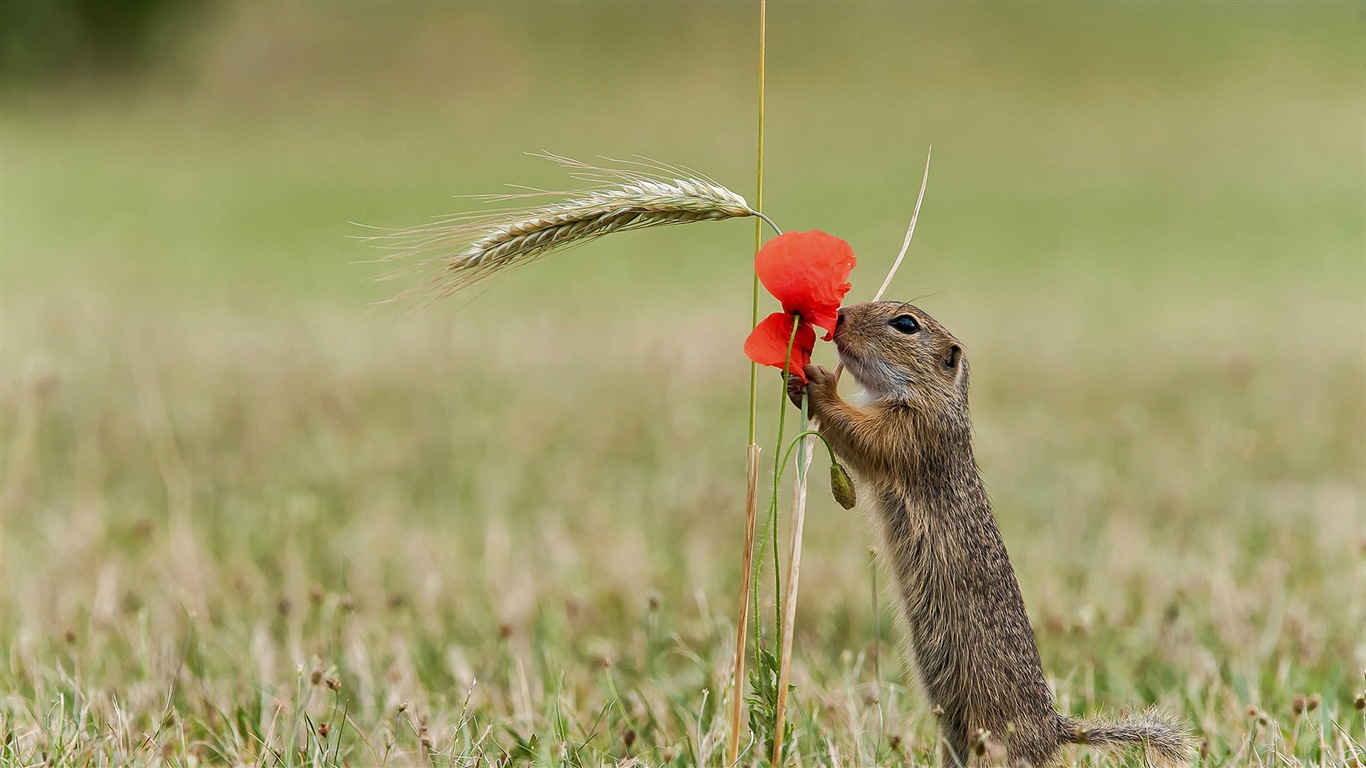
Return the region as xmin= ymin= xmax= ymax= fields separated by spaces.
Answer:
xmin=789 ymin=301 xmax=1192 ymax=767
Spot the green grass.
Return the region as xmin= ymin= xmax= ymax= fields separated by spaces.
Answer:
xmin=2 ymin=2 xmax=1363 ymax=765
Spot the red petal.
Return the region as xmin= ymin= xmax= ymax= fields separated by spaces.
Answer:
xmin=755 ymin=231 xmax=856 ymax=337
xmin=744 ymin=313 xmax=816 ymax=380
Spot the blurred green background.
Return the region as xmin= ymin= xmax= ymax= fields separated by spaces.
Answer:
xmin=2 ymin=2 xmax=1363 ymax=765
xmin=4 ymin=1 xmax=1361 ymax=314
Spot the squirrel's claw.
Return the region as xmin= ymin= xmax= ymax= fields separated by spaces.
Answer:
xmin=786 ymin=373 xmax=807 ymax=409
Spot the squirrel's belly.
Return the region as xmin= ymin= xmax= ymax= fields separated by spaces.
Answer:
xmin=873 ymin=492 xmax=966 ymax=703
xmin=874 ymin=489 xmax=1051 ymax=724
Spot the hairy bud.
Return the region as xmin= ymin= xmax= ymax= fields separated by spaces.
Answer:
xmin=830 ymin=462 xmax=856 ymax=509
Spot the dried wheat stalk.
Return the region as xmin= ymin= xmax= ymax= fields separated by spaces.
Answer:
xmin=366 ymin=154 xmax=771 ymax=300
xmin=770 ymin=427 xmax=815 ymax=766
xmin=872 ymin=147 xmax=932 ymax=302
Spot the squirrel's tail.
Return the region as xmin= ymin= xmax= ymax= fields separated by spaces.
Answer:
xmin=1062 ymin=708 xmax=1194 ymax=767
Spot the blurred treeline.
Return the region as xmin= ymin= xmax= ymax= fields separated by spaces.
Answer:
xmin=0 ymin=0 xmax=202 ymax=83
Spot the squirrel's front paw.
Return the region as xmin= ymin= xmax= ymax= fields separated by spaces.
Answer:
xmin=789 ymin=366 xmax=836 ymax=410
xmin=803 ymin=364 xmax=837 ymax=393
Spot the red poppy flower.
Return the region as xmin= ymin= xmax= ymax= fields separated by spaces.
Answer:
xmin=743 ymin=231 xmax=856 ymax=381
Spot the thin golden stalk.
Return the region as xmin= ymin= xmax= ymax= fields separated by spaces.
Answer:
xmin=872 ymin=147 xmax=933 ymax=302
xmin=727 ymin=444 xmax=761 ymax=764
xmin=729 ymin=0 xmax=768 ymax=764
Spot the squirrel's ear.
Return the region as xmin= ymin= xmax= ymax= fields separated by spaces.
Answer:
xmin=942 ymin=344 xmax=961 ymax=370
xmin=944 ymin=344 xmax=968 ymax=391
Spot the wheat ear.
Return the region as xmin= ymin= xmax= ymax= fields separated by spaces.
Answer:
xmin=365 ymin=154 xmax=774 ymax=300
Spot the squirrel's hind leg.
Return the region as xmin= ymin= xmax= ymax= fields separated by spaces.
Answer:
xmin=937 ymin=708 xmax=970 ymax=768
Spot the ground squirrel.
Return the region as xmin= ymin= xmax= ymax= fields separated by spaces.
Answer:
xmin=790 ymin=301 xmax=1192 ymax=767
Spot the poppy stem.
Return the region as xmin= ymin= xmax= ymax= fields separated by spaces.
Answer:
xmin=774 ymin=430 xmax=839 ymax=482
xmin=762 ymin=316 xmax=801 ymax=651
xmin=759 ymin=312 xmax=797 ymax=664
xmin=772 ymin=394 xmax=811 ymax=766
xmin=743 ymin=312 xmax=801 ymax=758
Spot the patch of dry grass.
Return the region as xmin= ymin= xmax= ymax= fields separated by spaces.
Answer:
xmin=2 ymin=292 xmax=1361 ymax=766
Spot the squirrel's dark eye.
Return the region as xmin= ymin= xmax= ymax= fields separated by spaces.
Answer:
xmin=888 ymin=315 xmax=921 ymax=334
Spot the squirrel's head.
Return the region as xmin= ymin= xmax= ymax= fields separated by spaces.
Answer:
xmin=832 ymin=301 xmax=969 ymax=408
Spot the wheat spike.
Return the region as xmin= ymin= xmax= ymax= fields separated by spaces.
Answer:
xmin=366 ymin=154 xmax=771 ymax=301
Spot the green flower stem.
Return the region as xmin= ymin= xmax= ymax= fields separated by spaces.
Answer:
xmin=751 ymin=316 xmax=800 ymax=673
xmin=749 ymin=310 xmax=758 ymax=446
xmin=770 ymin=374 xmax=812 ymax=767
xmin=774 ymin=430 xmax=839 ymax=486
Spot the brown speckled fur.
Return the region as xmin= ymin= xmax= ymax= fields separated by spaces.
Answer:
xmin=792 ymin=301 xmax=1192 ymax=767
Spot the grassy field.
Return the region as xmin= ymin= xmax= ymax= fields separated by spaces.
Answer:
xmin=2 ymin=3 xmax=1363 ymax=766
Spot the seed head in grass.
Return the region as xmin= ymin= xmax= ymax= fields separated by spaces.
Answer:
xmin=971 ymin=728 xmax=992 ymax=757
xmin=369 ymin=154 xmax=769 ymax=301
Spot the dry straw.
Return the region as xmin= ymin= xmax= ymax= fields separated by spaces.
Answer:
xmin=872 ymin=147 xmax=932 ymax=302
xmin=365 ymin=154 xmax=774 ymax=300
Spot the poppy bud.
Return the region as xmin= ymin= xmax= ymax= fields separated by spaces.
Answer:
xmin=830 ymin=462 xmax=856 ymax=509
